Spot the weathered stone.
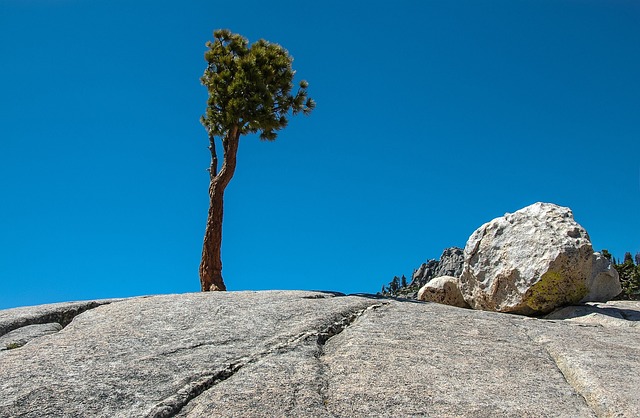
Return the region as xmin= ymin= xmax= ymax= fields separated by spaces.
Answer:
xmin=546 ymin=300 xmax=639 ymax=327
xmin=0 ymin=323 xmax=62 ymax=351
xmin=460 ymin=202 xmax=595 ymax=315
xmin=605 ymin=300 xmax=640 ymax=321
xmin=417 ymin=275 xmax=470 ymax=308
xmin=524 ymin=304 xmax=640 ymax=417
xmin=323 ymin=302 xmax=598 ymax=417
xmin=0 ymin=291 xmax=381 ymax=418
xmin=581 ymin=252 xmax=622 ymax=302
xmin=1 ymin=291 xmax=639 ymax=417
xmin=0 ymin=298 xmax=122 ymax=338
xmin=410 ymin=247 xmax=464 ymax=290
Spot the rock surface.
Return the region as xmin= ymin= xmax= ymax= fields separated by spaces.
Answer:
xmin=411 ymin=247 xmax=464 ymax=290
xmin=417 ymin=275 xmax=470 ymax=308
xmin=582 ymin=252 xmax=622 ymax=302
xmin=460 ymin=202 xmax=598 ymax=315
xmin=1 ymin=291 xmax=639 ymax=417
xmin=527 ymin=302 xmax=640 ymax=417
xmin=0 ymin=298 xmax=121 ymax=337
xmin=0 ymin=322 xmax=63 ymax=350
xmin=546 ymin=300 xmax=640 ymax=327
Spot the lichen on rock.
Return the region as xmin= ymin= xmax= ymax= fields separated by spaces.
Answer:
xmin=526 ymin=270 xmax=589 ymax=314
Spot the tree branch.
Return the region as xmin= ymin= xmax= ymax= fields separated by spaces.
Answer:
xmin=208 ymin=130 xmax=218 ymax=180
xmin=215 ymin=125 xmax=240 ymax=190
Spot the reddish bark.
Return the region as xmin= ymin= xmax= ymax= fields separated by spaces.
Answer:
xmin=199 ymin=126 xmax=240 ymax=291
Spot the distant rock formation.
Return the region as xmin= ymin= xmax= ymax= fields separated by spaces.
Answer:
xmin=383 ymin=247 xmax=464 ymax=299
xmin=380 ymin=247 xmax=465 ymax=299
xmin=410 ymin=247 xmax=464 ymax=287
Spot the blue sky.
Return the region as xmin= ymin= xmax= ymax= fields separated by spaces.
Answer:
xmin=1 ymin=0 xmax=639 ymax=309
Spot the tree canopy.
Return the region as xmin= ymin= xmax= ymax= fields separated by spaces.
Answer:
xmin=201 ymin=29 xmax=314 ymax=142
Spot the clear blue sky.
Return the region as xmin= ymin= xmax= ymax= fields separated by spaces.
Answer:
xmin=1 ymin=0 xmax=639 ymax=309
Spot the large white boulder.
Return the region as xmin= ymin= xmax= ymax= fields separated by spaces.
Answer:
xmin=417 ymin=276 xmax=470 ymax=308
xmin=460 ymin=202 xmax=599 ymax=315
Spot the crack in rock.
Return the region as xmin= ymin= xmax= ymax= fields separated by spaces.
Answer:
xmin=536 ymin=341 xmax=612 ymax=418
xmin=317 ymin=304 xmax=384 ymax=345
xmin=144 ymin=362 xmax=244 ymax=418
xmin=0 ymin=300 xmax=123 ymax=338
xmin=0 ymin=300 xmax=124 ymax=351
xmin=283 ymin=384 xmax=302 ymax=416
xmin=316 ymin=351 xmax=336 ymax=418
xmin=146 ymin=302 xmax=386 ymax=418
xmin=316 ymin=303 xmax=386 ymax=416
xmin=0 ymin=322 xmax=63 ymax=351
xmin=148 ymin=341 xmax=224 ymax=359
xmin=508 ymin=319 xmax=595 ymax=415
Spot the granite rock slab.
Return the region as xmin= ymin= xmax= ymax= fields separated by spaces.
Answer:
xmin=0 ymin=291 xmax=638 ymax=417
xmin=0 ymin=322 xmax=63 ymax=350
xmin=0 ymin=298 xmax=123 ymax=337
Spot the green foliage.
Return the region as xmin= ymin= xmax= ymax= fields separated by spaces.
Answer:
xmin=379 ymin=275 xmax=413 ymax=297
xmin=201 ymin=29 xmax=315 ymax=141
xmin=623 ymin=252 xmax=634 ymax=264
xmin=5 ymin=342 xmax=23 ymax=350
xmin=604 ymin=249 xmax=640 ymax=300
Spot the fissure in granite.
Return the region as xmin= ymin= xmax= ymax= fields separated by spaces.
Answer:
xmin=508 ymin=319 xmax=595 ymax=415
xmin=144 ymin=362 xmax=244 ymax=418
xmin=145 ymin=302 xmax=386 ymax=418
xmin=0 ymin=300 xmax=122 ymax=350
xmin=315 ymin=303 xmax=386 ymax=416
xmin=532 ymin=337 xmax=609 ymax=417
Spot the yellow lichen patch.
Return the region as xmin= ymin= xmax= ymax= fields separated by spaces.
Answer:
xmin=525 ymin=270 xmax=588 ymax=314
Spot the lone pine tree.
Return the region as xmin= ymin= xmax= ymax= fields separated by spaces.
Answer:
xmin=199 ymin=29 xmax=314 ymax=291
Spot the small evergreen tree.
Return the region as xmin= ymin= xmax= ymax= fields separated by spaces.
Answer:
xmin=198 ymin=30 xmax=314 ymax=291
xmin=389 ymin=276 xmax=401 ymax=293
xmin=609 ymin=250 xmax=640 ymax=300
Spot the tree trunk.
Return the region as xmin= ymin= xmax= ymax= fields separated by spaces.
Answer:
xmin=199 ymin=126 xmax=240 ymax=291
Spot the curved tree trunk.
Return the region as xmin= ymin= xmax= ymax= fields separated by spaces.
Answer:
xmin=199 ymin=126 xmax=240 ymax=291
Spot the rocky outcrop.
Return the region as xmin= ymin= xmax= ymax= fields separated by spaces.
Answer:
xmin=460 ymin=202 xmax=617 ymax=315
xmin=583 ymin=252 xmax=622 ymax=302
xmin=546 ymin=300 xmax=640 ymax=327
xmin=381 ymin=248 xmax=464 ymax=299
xmin=410 ymin=247 xmax=464 ymax=289
xmin=0 ymin=298 xmax=121 ymax=337
xmin=417 ymin=275 xmax=470 ymax=308
xmin=0 ymin=323 xmax=62 ymax=351
xmin=1 ymin=291 xmax=639 ymax=417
